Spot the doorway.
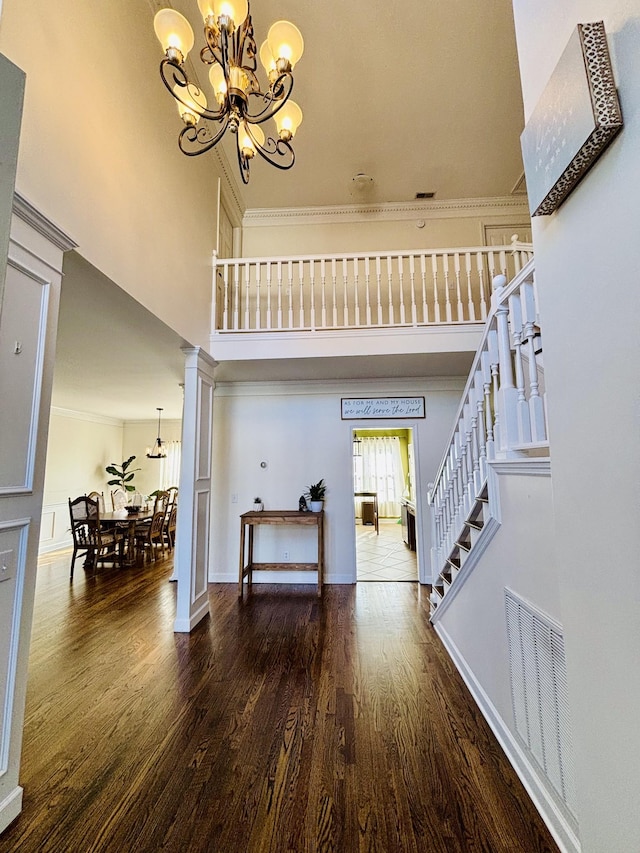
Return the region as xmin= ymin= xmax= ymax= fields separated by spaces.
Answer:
xmin=353 ymin=428 xmax=418 ymax=581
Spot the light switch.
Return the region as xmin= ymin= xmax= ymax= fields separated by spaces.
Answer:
xmin=0 ymin=549 xmax=15 ymax=583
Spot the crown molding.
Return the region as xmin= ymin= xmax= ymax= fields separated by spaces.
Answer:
xmin=214 ymin=376 xmax=466 ymax=397
xmin=242 ymin=196 xmax=531 ymax=228
xmin=12 ymin=192 xmax=78 ymax=252
xmin=51 ymin=407 xmax=124 ymax=427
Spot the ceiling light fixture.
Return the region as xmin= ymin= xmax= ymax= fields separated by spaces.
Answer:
xmin=147 ymin=408 xmax=167 ymax=459
xmin=153 ymin=1 xmax=304 ymax=184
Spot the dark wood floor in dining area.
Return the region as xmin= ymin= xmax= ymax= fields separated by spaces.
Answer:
xmin=1 ymin=550 xmax=559 ymax=853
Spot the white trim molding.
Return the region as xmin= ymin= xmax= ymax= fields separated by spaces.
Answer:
xmin=243 ymin=196 xmax=531 ymax=228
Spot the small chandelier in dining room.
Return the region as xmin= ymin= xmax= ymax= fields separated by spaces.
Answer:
xmin=153 ymin=0 xmax=304 ymax=184
xmin=147 ymin=408 xmax=168 ymax=459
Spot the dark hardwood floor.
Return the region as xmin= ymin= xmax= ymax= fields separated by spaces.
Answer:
xmin=0 ymin=550 xmax=559 ymax=852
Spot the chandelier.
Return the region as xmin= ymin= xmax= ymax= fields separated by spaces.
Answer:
xmin=147 ymin=408 xmax=167 ymax=459
xmin=153 ymin=0 xmax=304 ymax=184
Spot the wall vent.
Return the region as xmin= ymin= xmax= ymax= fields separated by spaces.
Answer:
xmin=415 ymin=192 xmax=435 ymax=199
xmin=505 ymin=589 xmax=577 ymax=817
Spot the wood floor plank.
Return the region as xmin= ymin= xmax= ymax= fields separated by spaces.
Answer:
xmin=0 ymin=551 xmax=560 ymax=852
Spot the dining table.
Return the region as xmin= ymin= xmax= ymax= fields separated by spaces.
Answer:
xmin=97 ymin=508 xmax=155 ymax=567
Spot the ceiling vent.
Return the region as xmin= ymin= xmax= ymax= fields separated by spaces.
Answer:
xmin=415 ymin=192 xmax=435 ymax=199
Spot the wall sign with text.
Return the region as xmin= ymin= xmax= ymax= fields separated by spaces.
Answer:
xmin=341 ymin=397 xmax=425 ymax=420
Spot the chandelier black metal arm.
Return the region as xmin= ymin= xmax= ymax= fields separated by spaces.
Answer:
xmin=179 ymin=116 xmax=231 ymax=157
xmin=160 ymin=58 xmax=227 ymax=123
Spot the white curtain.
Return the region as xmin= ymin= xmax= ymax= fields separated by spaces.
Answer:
xmin=354 ymin=436 xmax=404 ymax=517
xmin=159 ymin=441 xmax=181 ymax=491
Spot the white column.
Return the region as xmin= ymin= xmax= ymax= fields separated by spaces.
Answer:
xmin=174 ymin=346 xmax=217 ymax=633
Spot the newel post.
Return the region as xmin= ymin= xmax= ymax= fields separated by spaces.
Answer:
xmin=492 ymin=275 xmax=521 ymax=455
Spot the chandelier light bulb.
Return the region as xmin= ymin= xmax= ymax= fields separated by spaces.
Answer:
xmin=154 ymin=9 xmax=195 ymax=61
xmin=267 ymin=20 xmax=304 ymax=69
xmin=208 ymin=63 xmax=228 ymax=104
xmin=196 ymin=0 xmax=216 ymax=22
xmin=259 ymin=40 xmax=276 ymax=76
xmin=239 ymin=123 xmax=264 ymax=158
xmin=274 ymin=99 xmax=302 ymax=140
xmin=213 ymin=0 xmax=248 ymax=27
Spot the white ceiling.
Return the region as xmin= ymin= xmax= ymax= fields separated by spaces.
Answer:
xmin=168 ymin=0 xmax=526 ymax=210
xmin=52 ymin=0 xmax=525 ymax=421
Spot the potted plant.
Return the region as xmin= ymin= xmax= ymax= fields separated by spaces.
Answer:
xmin=253 ymin=496 xmax=264 ymax=511
xmin=305 ymin=479 xmax=326 ymax=512
xmin=106 ymin=455 xmax=141 ymax=502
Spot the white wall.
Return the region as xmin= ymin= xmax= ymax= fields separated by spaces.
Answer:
xmin=241 ymin=200 xmax=531 ymax=257
xmin=0 ymin=0 xmax=218 ymax=350
xmin=210 ymin=379 xmax=464 ymax=585
xmin=511 ymin=4 xmax=640 ymax=852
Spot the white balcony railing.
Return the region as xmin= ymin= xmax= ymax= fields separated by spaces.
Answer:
xmin=212 ymin=239 xmax=534 ymax=333
xmin=428 ymin=258 xmax=546 ymax=572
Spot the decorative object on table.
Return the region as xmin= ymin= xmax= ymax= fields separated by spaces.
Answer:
xmin=298 ymin=494 xmax=308 ymax=512
xmin=152 ymin=0 xmax=304 ymax=185
xmin=304 ymin=479 xmax=326 ymax=512
xmin=106 ymin=456 xmax=141 ymax=494
xmin=253 ymin=497 xmax=264 ymax=511
xmin=146 ymin=408 xmax=168 ymax=458
xmin=520 ymin=21 xmax=623 ymax=217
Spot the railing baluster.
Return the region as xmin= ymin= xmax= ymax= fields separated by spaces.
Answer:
xmin=342 ymin=257 xmax=349 ymax=326
xmin=509 ymin=291 xmax=532 ymax=444
xmin=353 ymin=258 xmax=360 ymax=328
xmin=232 ymin=262 xmax=240 ymax=330
xmin=409 ymin=255 xmax=417 ymax=326
xmin=331 ymin=258 xmax=338 ymax=326
xmin=222 ymin=264 xmax=230 ymax=331
xmin=376 ymin=257 xmax=383 ymax=325
xmin=298 ymin=260 xmax=305 ymax=328
xmin=420 ymin=254 xmax=428 ymax=323
xmin=287 ymin=259 xmax=294 ymax=329
xmin=364 ymin=257 xmax=371 ymax=326
xmin=476 ymin=252 xmax=487 ymax=320
xmin=276 ymin=260 xmax=283 ymax=329
xmin=464 ymin=252 xmax=475 ymax=321
xmin=443 ymin=254 xmax=452 ymax=322
xmin=244 ymin=263 xmax=250 ymax=330
xmin=255 ymin=263 xmax=261 ymax=330
xmin=454 ymin=253 xmax=463 ymax=321
xmin=320 ymin=259 xmax=327 ymax=328
xmin=266 ymin=261 xmax=272 ymax=330
xmin=431 ymin=255 xmax=440 ymax=323
xmin=309 ymin=260 xmax=316 ymax=330
xmin=522 ymin=277 xmax=546 ymax=443
xmin=386 ymin=255 xmax=394 ymax=325
xmin=397 ymin=256 xmax=406 ymax=324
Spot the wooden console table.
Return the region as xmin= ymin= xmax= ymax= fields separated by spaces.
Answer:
xmin=238 ymin=510 xmax=324 ymax=597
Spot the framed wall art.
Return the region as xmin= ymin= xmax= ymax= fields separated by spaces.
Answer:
xmin=520 ymin=21 xmax=623 ymax=217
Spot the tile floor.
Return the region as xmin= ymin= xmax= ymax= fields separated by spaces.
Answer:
xmin=356 ymin=518 xmax=418 ymax=582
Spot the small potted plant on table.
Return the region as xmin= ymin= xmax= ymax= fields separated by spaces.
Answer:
xmin=253 ymin=496 xmax=264 ymax=511
xmin=305 ymin=479 xmax=326 ymax=512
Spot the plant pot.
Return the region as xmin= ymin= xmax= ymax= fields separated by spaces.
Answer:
xmin=309 ymin=500 xmax=323 ymax=512
xmin=253 ymin=502 xmax=263 ymax=512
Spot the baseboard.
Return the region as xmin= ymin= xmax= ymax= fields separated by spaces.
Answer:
xmin=173 ymin=598 xmax=210 ymax=633
xmin=434 ymin=622 xmax=581 ymax=853
xmin=209 ymin=571 xmax=355 ymax=585
xmin=0 ymin=785 xmax=23 ymax=834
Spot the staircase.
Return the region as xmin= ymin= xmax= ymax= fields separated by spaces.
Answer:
xmin=428 ymin=255 xmax=547 ymax=618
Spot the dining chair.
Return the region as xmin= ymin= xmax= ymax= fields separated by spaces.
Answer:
xmin=87 ymin=491 xmax=105 ymax=513
xmin=111 ymin=488 xmax=127 ymax=511
xmin=68 ymin=496 xmax=124 ymax=579
xmin=165 ymin=503 xmax=177 ymax=550
xmin=133 ymin=510 xmax=166 ymax=564
xmin=68 ymin=496 xmax=94 ymax=579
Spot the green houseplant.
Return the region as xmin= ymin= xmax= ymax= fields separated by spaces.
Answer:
xmin=106 ymin=455 xmax=141 ymax=494
xmin=305 ymin=479 xmax=326 ymax=512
